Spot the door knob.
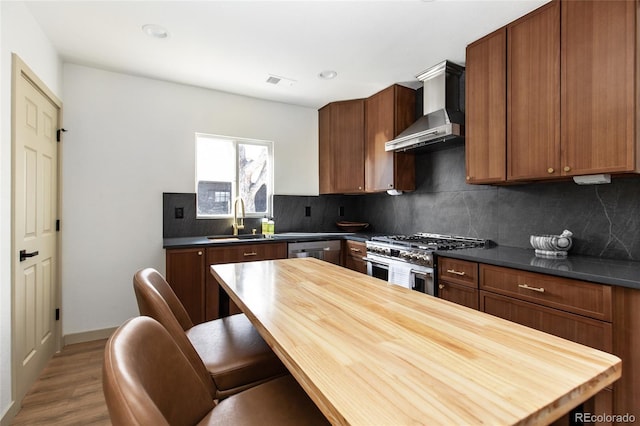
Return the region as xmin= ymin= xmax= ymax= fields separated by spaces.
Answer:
xmin=19 ymin=249 xmax=39 ymax=262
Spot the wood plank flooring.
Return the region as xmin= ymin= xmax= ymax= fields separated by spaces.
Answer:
xmin=11 ymin=339 xmax=111 ymax=425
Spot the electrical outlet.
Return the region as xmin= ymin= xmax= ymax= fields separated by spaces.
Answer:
xmin=305 ymin=206 xmax=311 ymax=217
xmin=175 ymin=207 xmax=184 ymax=219
xmin=339 ymin=206 xmax=345 ymax=217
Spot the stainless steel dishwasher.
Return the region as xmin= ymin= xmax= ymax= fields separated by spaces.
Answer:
xmin=287 ymin=240 xmax=342 ymax=265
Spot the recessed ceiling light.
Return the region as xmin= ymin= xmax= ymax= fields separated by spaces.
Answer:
xmin=319 ymin=70 xmax=338 ymax=80
xmin=142 ymin=24 xmax=169 ymax=39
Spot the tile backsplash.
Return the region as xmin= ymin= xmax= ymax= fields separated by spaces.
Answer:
xmin=164 ymin=143 xmax=640 ymax=261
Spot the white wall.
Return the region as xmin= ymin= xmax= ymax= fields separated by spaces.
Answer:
xmin=0 ymin=1 xmax=63 ymax=419
xmin=60 ymin=64 xmax=318 ymax=338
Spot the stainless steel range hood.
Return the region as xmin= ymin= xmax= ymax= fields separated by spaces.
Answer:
xmin=385 ymin=61 xmax=465 ymax=152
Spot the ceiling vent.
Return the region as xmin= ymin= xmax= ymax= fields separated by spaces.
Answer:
xmin=266 ymin=74 xmax=296 ymax=86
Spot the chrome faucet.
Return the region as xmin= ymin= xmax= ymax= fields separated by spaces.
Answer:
xmin=232 ymin=197 xmax=245 ymax=235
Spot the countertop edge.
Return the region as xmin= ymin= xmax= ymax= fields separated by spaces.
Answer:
xmin=435 ymin=247 xmax=640 ymax=291
xmin=163 ymin=233 xmax=371 ymax=249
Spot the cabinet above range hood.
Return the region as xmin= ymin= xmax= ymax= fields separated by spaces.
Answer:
xmin=385 ymin=61 xmax=465 ymax=152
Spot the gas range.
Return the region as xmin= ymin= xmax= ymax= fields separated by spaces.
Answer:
xmin=364 ymin=233 xmax=490 ymax=296
xmin=366 ymin=233 xmax=489 ymax=267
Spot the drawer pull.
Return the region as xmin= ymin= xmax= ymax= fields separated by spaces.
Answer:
xmin=350 ymin=247 xmax=362 ymax=253
xmin=518 ymin=283 xmax=545 ymax=293
xmin=439 ymin=284 xmax=445 ymax=290
xmin=243 ymin=252 xmax=258 ymax=257
xmin=446 ymin=269 xmax=466 ymax=276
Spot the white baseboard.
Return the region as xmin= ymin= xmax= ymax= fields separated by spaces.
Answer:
xmin=63 ymin=327 xmax=118 ymax=346
xmin=0 ymin=400 xmax=19 ymax=426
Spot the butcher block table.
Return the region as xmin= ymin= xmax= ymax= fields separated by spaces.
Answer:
xmin=210 ymin=258 xmax=621 ymax=425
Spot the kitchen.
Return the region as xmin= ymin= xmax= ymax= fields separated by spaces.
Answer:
xmin=2 ymin=0 xmax=640 ymax=424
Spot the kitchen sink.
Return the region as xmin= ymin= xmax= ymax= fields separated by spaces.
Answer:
xmin=207 ymin=234 xmax=266 ymax=242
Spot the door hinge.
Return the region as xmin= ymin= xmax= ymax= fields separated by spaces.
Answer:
xmin=56 ymin=219 xmax=60 ymax=231
xmin=56 ymin=128 xmax=67 ymax=142
xmin=55 ymin=308 xmax=60 ymax=321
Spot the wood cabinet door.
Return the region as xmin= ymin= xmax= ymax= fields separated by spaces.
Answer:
xmin=365 ymin=85 xmax=416 ymax=192
xmin=344 ymin=240 xmax=367 ymax=274
xmin=319 ymin=100 xmax=365 ymax=194
xmin=561 ymin=0 xmax=636 ymax=176
xmin=166 ymin=248 xmax=206 ymax=324
xmin=439 ymin=281 xmax=479 ymax=310
xmin=318 ymin=105 xmax=332 ymax=194
xmin=480 ymin=291 xmax=613 ymax=352
xmin=465 ymin=28 xmax=507 ymax=184
xmin=507 ymin=1 xmax=561 ymax=181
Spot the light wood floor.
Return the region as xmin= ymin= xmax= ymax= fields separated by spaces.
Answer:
xmin=11 ymin=339 xmax=111 ymax=425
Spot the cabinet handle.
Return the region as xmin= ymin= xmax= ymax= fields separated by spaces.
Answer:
xmin=350 ymin=247 xmax=361 ymax=253
xmin=439 ymin=284 xmax=445 ymax=290
xmin=446 ymin=269 xmax=466 ymax=276
xmin=197 ymin=251 xmax=203 ymax=256
xmin=466 ymin=176 xmax=471 ymax=181
xmin=564 ymin=166 xmax=571 ymax=172
xmin=518 ymin=283 xmax=545 ymax=293
xmin=547 ymin=167 xmax=554 ymax=174
xmin=243 ymin=252 xmax=258 ymax=257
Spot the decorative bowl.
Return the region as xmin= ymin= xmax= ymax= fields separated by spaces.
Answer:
xmin=530 ymin=230 xmax=573 ymax=257
xmin=336 ymin=221 xmax=369 ymax=233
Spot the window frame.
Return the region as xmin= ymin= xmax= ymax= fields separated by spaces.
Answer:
xmin=195 ymin=133 xmax=274 ymax=219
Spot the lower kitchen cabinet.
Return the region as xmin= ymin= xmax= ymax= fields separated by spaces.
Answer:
xmin=166 ymin=242 xmax=287 ymax=324
xmin=480 ymin=291 xmax=612 ymax=352
xmin=435 ymin=255 xmax=640 ymax=421
xmin=206 ymin=242 xmax=287 ymax=318
xmin=343 ymin=240 xmax=367 ymax=274
xmin=165 ymin=248 xmax=206 ymax=324
xmin=437 ymin=257 xmax=479 ymax=310
xmin=478 ymin=263 xmax=618 ymax=425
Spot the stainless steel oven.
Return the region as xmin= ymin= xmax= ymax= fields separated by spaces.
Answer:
xmin=365 ymin=233 xmax=489 ymax=297
xmin=365 ymin=255 xmax=434 ymax=295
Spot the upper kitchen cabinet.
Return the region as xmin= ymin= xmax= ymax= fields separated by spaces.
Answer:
xmin=319 ymin=99 xmax=365 ymax=194
xmin=465 ymin=27 xmax=507 ymax=184
xmin=561 ymin=0 xmax=637 ymax=176
xmin=365 ymin=84 xmax=416 ymax=192
xmin=507 ymin=1 xmax=560 ymax=181
xmin=466 ymin=0 xmax=639 ymax=184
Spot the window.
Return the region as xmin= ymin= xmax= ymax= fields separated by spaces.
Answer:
xmin=196 ymin=133 xmax=273 ymax=218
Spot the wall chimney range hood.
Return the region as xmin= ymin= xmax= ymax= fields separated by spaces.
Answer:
xmin=385 ymin=61 xmax=465 ymax=152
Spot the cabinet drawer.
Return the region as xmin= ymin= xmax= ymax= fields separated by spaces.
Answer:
xmin=438 ymin=257 xmax=478 ymax=288
xmin=345 ymin=240 xmax=366 ymax=259
xmin=480 ymin=264 xmax=612 ymax=321
xmin=207 ymin=242 xmax=287 ymax=264
xmin=480 ymin=291 xmax=613 ymax=352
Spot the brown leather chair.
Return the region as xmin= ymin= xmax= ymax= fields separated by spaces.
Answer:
xmin=133 ymin=268 xmax=288 ymax=399
xmin=103 ymin=316 xmax=329 ymax=426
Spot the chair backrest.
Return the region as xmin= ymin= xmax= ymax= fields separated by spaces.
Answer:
xmin=133 ymin=268 xmax=216 ymax=397
xmin=134 ymin=267 xmax=193 ymax=330
xmin=103 ymin=316 xmax=215 ymax=426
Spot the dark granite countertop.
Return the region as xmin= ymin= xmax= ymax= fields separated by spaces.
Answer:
xmin=163 ymin=232 xmax=373 ymax=249
xmin=435 ymin=246 xmax=640 ymax=290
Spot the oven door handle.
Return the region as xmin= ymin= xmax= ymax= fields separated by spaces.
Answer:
xmin=363 ymin=257 xmax=390 ymax=269
xmin=411 ymin=269 xmax=433 ymax=278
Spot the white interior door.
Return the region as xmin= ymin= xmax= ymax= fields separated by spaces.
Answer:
xmin=12 ymin=55 xmax=61 ymax=403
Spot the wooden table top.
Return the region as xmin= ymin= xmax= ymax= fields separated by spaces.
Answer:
xmin=210 ymin=258 xmax=621 ymax=425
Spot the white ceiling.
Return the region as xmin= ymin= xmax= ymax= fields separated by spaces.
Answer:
xmin=25 ymin=0 xmax=548 ymax=109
